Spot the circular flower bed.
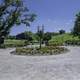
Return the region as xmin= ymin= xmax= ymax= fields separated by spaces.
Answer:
xmin=11 ymin=46 xmax=68 ymax=56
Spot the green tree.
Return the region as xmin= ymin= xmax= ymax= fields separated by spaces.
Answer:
xmin=16 ymin=31 xmax=33 ymax=41
xmin=0 ymin=0 xmax=36 ymax=45
xmin=72 ymin=12 xmax=80 ymax=38
xmin=43 ymin=32 xmax=52 ymax=45
xmin=59 ymin=29 xmax=65 ymax=34
xmin=6 ymin=35 xmax=16 ymax=39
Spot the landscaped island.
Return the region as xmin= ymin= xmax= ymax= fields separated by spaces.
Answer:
xmin=11 ymin=46 xmax=68 ymax=56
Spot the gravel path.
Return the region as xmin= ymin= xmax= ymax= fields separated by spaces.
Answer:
xmin=0 ymin=46 xmax=80 ymax=80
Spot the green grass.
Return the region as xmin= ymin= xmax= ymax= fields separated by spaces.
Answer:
xmin=4 ymin=39 xmax=28 ymax=47
xmin=49 ymin=33 xmax=79 ymax=46
xmin=4 ymin=39 xmax=25 ymax=44
xmin=3 ymin=33 xmax=80 ymax=47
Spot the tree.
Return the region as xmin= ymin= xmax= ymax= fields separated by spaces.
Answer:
xmin=6 ymin=35 xmax=16 ymax=39
xmin=0 ymin=0 xmax=36 ymax=45
xmin=37 ymin=25 xmax=44 ymax=49
xmin=72 ymin=12 xmax=80 ymax=38
xmin=59 ymin=29 xmax=65 ymax=34
xmin=43 ymin=32 xmax=52 ymax=45
xmin=16 ymin=32 xmax=33 ymax=41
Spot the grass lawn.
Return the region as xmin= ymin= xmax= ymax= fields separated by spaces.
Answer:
xmin=49 ymin=33 xmax=79 ymax=45
xmin=4 ymin=39 xmax=27 ymax=47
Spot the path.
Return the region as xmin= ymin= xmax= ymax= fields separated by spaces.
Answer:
xmin=0 ymin=46 xmax=80 ymax=80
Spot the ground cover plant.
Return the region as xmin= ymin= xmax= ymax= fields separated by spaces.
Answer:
xmin=12 ymin=46 xmax=68 ymax=56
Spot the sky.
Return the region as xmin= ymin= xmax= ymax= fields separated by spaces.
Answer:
xmin=3 ymin=0 xmax=80 ymax=35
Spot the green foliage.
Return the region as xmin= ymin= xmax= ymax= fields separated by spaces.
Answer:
xmin=4 ymin=33 xmax=80 ymax=47
xmin=59 ymin=29 xmax=65 ymax=34
xmin=0 ymin=0 xmax=36 ymax=45
xmin=43 ymin=32 xmax=52 ymax=45
xmin=43 ymin=32 xmax=52 ymax=41
xmin=72 ymin=12 xmax=80 ymax=38
xmin=16 ymin=31 xmax=33 ymax=41
xmin=15 ymin=46 xmax=67 ymax=56
xmin=65 ymin=40 xmax=80 ymax=45
xmin=33 ymin=33 xmax=39 ymax=41
xmin=4 ymin=39 xmax=29 ymax=47
xmin=6 ymin=35 xmax=16 ymax=39
xmin=49 ymin=34 xmax=79 ymax=46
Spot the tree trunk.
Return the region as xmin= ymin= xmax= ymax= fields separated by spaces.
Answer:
xmin=0 ymin=37 xmax=4 ymax=47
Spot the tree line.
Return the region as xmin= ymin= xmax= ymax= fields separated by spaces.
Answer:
xmin=0 ymin=0 xmax=80 ymax=47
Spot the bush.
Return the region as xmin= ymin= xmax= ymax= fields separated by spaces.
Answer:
xmin=0 ymin=44 xmax=6 ymax=48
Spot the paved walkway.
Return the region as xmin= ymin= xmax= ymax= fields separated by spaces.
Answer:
xmin=0 ymin=46 xmax=80 ymax=80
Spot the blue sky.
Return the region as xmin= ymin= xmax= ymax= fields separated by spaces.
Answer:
xmin=9 ymin=0 xmax=80 ymax=35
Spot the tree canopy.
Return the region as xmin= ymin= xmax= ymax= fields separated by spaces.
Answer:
xmin=0 ymin=0 xmax=36 ymax=44
xmin=43 ymin=32 xmax=52 ymax=45
xmin=16 ymin=31 xmax=33 ymax=41
xmin=72 ymin=12 xmax=80 ymax=38
xmin=59 ymin=29 xmax=65 ymax=34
